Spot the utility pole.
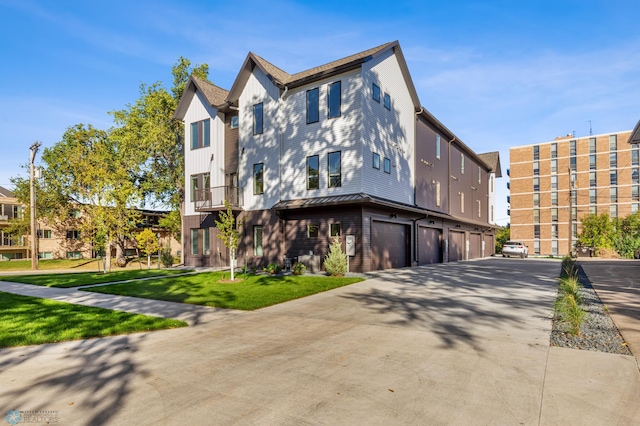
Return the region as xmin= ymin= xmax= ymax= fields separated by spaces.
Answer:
xmin=568 ymin=167 xmax=573 ymax=257
xmin=30 ymin=141 xmax=42 ymax=270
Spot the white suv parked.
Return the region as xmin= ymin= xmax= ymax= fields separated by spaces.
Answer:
xmin=502 ymin=241 xmax=529 ymax=258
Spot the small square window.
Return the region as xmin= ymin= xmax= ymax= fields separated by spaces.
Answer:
xmin=373 ymin=153 xmax=380 ymax=170
xmin=307 ymin=224 xmax=319 ymax=238
xmin=383 ymin=157 xmax=391 ymax=174
xmin=372 ymin=83 xmax=380 ymax=103
xmin=330 ymin=224 xmax=341 ymax=237
xmin=383 ymin=93 xmax=391 ymax=110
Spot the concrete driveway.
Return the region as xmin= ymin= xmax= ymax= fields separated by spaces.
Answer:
xmin=1 ymin=258 xmax=639 ymax=425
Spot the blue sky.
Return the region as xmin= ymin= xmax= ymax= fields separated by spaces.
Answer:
xmin=1 ymin=0 xmax=639 ymax=225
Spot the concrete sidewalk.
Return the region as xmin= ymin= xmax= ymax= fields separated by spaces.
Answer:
xmin=1 ymin=259 xmax=639 ymax=425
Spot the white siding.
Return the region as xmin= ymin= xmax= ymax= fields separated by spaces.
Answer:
xmin=280 ymin=70 xmax=362 ymax=200
xmin=238 ymin=68 xmax=281 ymax=211
xmin=488 ymin=172 xmax=496 ymax=224
xmin=183 ymin=90 xmax=224 ymax=216
xmin=361 ymin=49 xmax=415 ymax=205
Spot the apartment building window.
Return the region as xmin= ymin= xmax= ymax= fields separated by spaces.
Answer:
xmin=372 ymin=153 xmax=380 ymax=170
xmin=570 ymin=156 xmax=576 ymax=171
xmin=610 ymin=187 xmax=617 ymax=203
xmin=190 ymin=118 xmax=210 ymax=150
xmin=590 ymin=189 xmax=597 ymax=204
xmin=203 ymin=229 xmax=210 ymax=255
xmin=383 ymin=157 xmax=391 ymax=174
xmin=589 ymin=172 xmax=596 ymax=187
xmin=306 ymin=88 xmax=320 ymax=124
xmin=551 ymin=143 xmax=557 ymax=158
xmin=551 ymin=208 xmax=558 ymax=222
xmin=253 ymin=226 xmax=263 ymax=256
xmin=460 ymin=192 xmax=465 ymax=213
xmin=461 ymin=154 xmax=465 ymax=174
xmin=572 ymin=207 xmax=577 ymax=221
xmin=610 ymin=205 xmax=618 ymax=219
xmin=307 ymin=224 xmax=319 ymax=238
xmin=328 ymin=151 xmax=342 ymax=187
xmin=534 ymin=209 xmax=540 ymax=223
xmin=436 ymin=134 xmax=441 ymax=159
xmin=610 ymin=152 xmax=617 ymax=168
xmin=589 ymin=137 xmax=596 ymax=154
xmin=633 ymin=185 xmax=640 ymax=202
xmin=383 ymin=93 xmax=391 ymax=110
xmin=491 ymin=206 xmax=494 ymax=222
xmin=253 ymin=102 xmax=264 ymax=135
xmin=551 ymin=159 xmax=557 ymax=173
xmin=590 ymin=205 xmax=597 ymax=215
xmin=533 ymin=177 xmax=540 ymax=192
xmin=330 ymin=223 xmax=341 ymax=237
xmin=570 ymin=140 xmax=576 ymax=156
xmin=436 ymin=181 xmax=441 ymax=207
xmin=571 ymin=189 xmax=577 ymax=204
xmin=66 ymin=230 xmax=80 ymax=239
xmin=39 ymin=252 xmax=52 ymax=259
xmin=551 ymin=191 xmax=558 ymax=206
xmin=610 ymin=171 xmax=617 ymax=186
xmin=478 ymin=167 xmax=482 ymax=184
xmin=589 ymin=155 xmax=596 ymax=170
xmin=533 ymin=161 xmax=539 ymax=176
xmin=533 ymin=145 xmax=540 ymax=160
xmin=633 ymin=145 xmax=639 ymax=166
xmin=37 ymin=229 xmax=52 ymax=239
xmin=477 ymin=200 xmax=481 ymax=217
xmin=190 ymin=173 xmax=210 ymax=202
xmin=534 ymin=241 xmax=540 ymax=254
xmin=253 ymin=163 xmax=264 ymax=194
xmin=307 ymin=155 xmax=319 ymax=190
xmin=372 ymin=83 xmax=381 ymax=103
xmin=533 ymin=193 xmax=540 ymax=207
xmin=552 ymin=224 xmax=558 ymax=238
xmin=633 ymin=168 xmax=639 ymax=184
xmin=231 ymin=116 xmax=239 ymax=129
xmin=190 ymin=229 xmax=198 ymax=255
xmin=551 ymin=175 xmax=557 ymax=190
xmin=328 ymin=81 xmax=341 ymax=118
xmin=633 ymin=204 xmax=639 ymax=214
xmin=552 ymin=240 xmax=558 ymax=256
xmin=609 ymin=135 xmax=617 ymax=151
xmin=490 ymin=176 xmax=494 ymax=192
xmin=66 ymin=251 xmax=82 ymax=259
xmin=534 ymin=225 xmax=540 ymax=239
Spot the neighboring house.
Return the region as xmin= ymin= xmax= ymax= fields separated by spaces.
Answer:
xmin=509 ymin=130 xmax=636 ymax=256
xmin=174 ymin=41 xmax=501 ymax=272
xmin=0 ymin=186 xmax=28 ymax=260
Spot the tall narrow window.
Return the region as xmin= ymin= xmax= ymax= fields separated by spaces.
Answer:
xmin=477 ymin=200 xmax=481 ymax=217
xmin=254 ymin=226 xmax=263 ymax=256
xmin=190 ymin=229 xmax=199 ymax=255
xmin=328 ymin=81 xmax=341 ymax=118
xmin=551 ymin=143 xmax=557 ymax=158
xmin=533 ymin=209 xmax=540 ymax=223
xmin=478 ymin=167 xmax=481 ymax=184
xmin=610 ymin=152 xmax=617 ymax=168
xmin=436 ymin=134 xmax=441 ymax=159
xmin=373 ymin=152 xmax=380 ymax=169
xmin=328 ymin=151 xmax=341 ymax=188
xmin=551 ymin=191 xmax=558 ymax=206
xmin=533 ymin=161 xmax=539 ymax=176
xmin=552 ymin=208 xmax=558 ymax=222
xmin=610 ymin=171 xmax=617 ymax=185
xmin=191 ymin=122 xmax=199 ymax=150
xmin=203 ymin=229 xmax=210 ymax=255
xmin=551 ymin=175 xmax=558 ymax=190
xmin=460 ymin=192 xmax=465 ymax=213
xmin=383 ymin=93 xmax=391 ymax=110
xmin=231 ymin=115 xmax=239 ymax=129
xmin=551 ymin=159 xmax=557 ymax=173
xmin=570 ymin=140 xmax=576 ymax=156
xmin=589 ymin=154 xmax=596 ymax=170
xmin=253 ymin=102 xmax=263 ymax=135
xmin=191 ymin=119 xmax=210 ymax=149
xmin=203 ymin=119 xmax=210 ymax=147
xmin=589 ymin=137 xmax=596 ymax=153
xmin=533 ymin=193 xmax=540 ymax=207
xmin=633 ymin=145 xmax=639 ymax=166
xmin=633 ymin=185 xmax=640 ymax=202
xmin=253 ymin=163 xmax=264 ymax=195
xmin=609 ymin=134 xmax=617 ymax=151
xmin=306 ymin=88 xmax=319 ymax=124
xmin=533 ymin=177 xmax=540 ymax=192
xmin=570 ymin=156 xmax=576 ymax=171
xmin=372 ymin=83 xmax=380 ymax=103
xmin=589 ymin=172 xmax=596 ymax=187
xmin=534 ymin=225 xmax=540 ymax=239
xmin=461 ymin=153 xmax=465 ymax=174
xmin=590 ymin=189 xmax=597 ymax=204
xmin=610 ymin=205 xmax=618 ymax=219
xmin=610 ymin=187 xmax=617 ymax=203
xmin=533 ymin=145 xmax=540 ymax=160
xmin=307 ymin=155 xmax=319 ymax=190
xmin=383 ymin=157 xmax=391 ymax=174
xmin=552 ymin=224 xmax=558 ymax=238
xmin=191 ymin=175 xmax=199 ymax=201
xmin=436 ymin=181 xmax=441 ymax=207
xmin=633 ymin=168 xmax=640 ymax=184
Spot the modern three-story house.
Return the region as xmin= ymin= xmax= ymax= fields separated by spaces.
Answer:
xmin=174 ymin=41 xmax=501 ymax=272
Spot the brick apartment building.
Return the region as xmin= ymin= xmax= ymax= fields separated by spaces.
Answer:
xmin=509 ymin=129 xmax=637 ymax=256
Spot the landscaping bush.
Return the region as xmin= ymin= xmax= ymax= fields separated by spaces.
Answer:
xmin=160 ymin=246 xmax=174 ymax=268
xmin=324 ymin=237 xmax=347 ymax=276
xmin=264 ymin=263 xmax=282 ymax=274
xmin=293 ymin=262 xmax=306 ymax=275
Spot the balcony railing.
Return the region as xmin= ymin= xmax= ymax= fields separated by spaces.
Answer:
xmin=0 ymin=215 xmax=8 ymax=221
xmin=194 ymin=186 xmax=243 ymax=211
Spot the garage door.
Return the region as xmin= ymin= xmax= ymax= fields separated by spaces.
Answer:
xmin=484 ymin=234 xmax=494 ymax=257
xmin=469 ymin=233 xmax=482 ymax=259
xmin=419 ymin=227 xmax=442 ymax=264
xmin=448 ymin=231 xmax=465 ymax=262
xmin=371 ymin=221 xmax=409 ymax=270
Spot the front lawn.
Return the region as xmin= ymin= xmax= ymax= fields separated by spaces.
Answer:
xmin=84 ymin=272 xmax=364 ymax=310
xmin=0 ymin=291 xmax=187 ymax=348
xmin=0 ymin=258 xmax=99 ymax=272
xmin=3 ymin=269 xmax=193 ymax=288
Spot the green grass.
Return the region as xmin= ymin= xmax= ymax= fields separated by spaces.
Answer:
xmin=0 ymin=258 xmax=100 ymax=272
xmin=0 ymin=291 xmax=187 ymax=348
xmin=3 ymin=269 xmax=193 ymax=288
xmin=84 ymin=272 xmax=364 ymax=310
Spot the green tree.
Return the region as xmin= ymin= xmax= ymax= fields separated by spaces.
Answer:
xmin=324 ymin=237 xmax=348 ymax=276
xmin=613 ymin=213 xmax=640 ymax=258
xmin=495 ymin=224 xmax=510 ymax=254
xmin=577 ymin=213 xmax=615 ymax=251
xmin=214 ymin=201 xmax=242 ymax=281
xmin=136 ymin=228 xmax=160 ymax=269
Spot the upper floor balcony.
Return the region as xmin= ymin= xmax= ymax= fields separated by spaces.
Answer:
xmin=194 ymin=186 xmax=243 ymax=212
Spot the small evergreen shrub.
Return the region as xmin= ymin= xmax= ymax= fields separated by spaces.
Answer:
xmin=160 ymin=246 xmax=174 ymax=268
xmin=264 ymin=263 xmax=282 ymax=274
xmin=324 ymin=237 xmax=348 ymax=276
xmin=293 ymin=262 xmax=306 ymax=275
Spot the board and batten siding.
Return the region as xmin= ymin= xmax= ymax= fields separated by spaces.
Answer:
xmin=183 ymin=90 xmax=225 ymax=217
xmin=361 ymin=48 xmax=415 ymax=205
xmin=238 ymin=67 xmax=281 ymax=211
xmin=280 ymin=70 xmax=362 ymax=200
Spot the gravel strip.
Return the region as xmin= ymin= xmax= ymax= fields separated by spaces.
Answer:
xmin=550 ymin=264 xmax=633 ymax=355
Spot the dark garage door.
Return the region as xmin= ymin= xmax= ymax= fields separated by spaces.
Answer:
xmin=419 ymin=227 xmax=442 ymax=264
xmin=484 ymin=234 xmax=494 ymax=257
xmin=448 ymin=231 xmax=465 ymax=262
xmin=469 ymin=233 xmax=482 ymax=259
xmin=371 ymin=221 xmax=409 ymax=270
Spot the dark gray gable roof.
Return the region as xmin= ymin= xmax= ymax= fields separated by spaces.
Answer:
xmin=0 ymin=185 xmax=15 ymax=198
xmin=629 ymin=120 xmax=640 ymax=144
xmin=173 ymin=75 xmax=230 ymax=120
xmin=477 ymin=151 xmax=502 ymax=177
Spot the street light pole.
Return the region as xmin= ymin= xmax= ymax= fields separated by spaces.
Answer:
xmin=30 ymin=142 xmax=42 ymax=270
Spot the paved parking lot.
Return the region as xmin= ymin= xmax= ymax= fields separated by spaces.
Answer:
xmin=1 ymin=258 xmax=639 ymax=425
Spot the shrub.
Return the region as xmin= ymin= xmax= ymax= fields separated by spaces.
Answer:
xmin=264 ymin=263 xmax=282 ymax=274
xmin=160 ymin=246 xmax=174 ymax=268
xmin=324 ymin=237 xmax=348 ymax=276
xmin=293 ymin=262 xmax=306 ymax=275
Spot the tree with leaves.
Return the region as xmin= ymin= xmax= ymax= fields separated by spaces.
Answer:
xmin=577 ymin=213 xmax=615 ymax=251
xmin=136 ymin=228 xmax=160 ymax=269
xmin=214 ymin=201 xmax=242 ymax=281
xmin=495 ymin=224 xmax=510 ymax=254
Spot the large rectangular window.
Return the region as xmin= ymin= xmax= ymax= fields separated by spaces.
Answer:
xmin=551 ymin=159 xmax=557 ymax=173
xmin=589 ymin=137 xmax=596 ymax=154
xmin=372 ymin=83 xmax=380 ymax=103
xmin=66 ymin=230 xmax=80 ymax=239
xmin=609 ymin=134 xmax=617 ymax=151
xmin=551 ymin=143 xmax=557 ymax=158
xmin=190 ymin=172 xmax=210 ymax=202
xmin=610 ymin=152 xmax=617 ymax=168
xmin=328 ymin=81 xmax=341 ymax=118
xmin=610 ymin=187 xmax=617 ymax=203
xmin=253 ymin=163 xmax=264 ymax=195
xmin=328 ymin=151 xmax=341 ymax=188
xmin=253 ymin=102 xmax=263 ymax=135
xmin=436 ymin=134 xmax=441 ymax=159
xmin=589 ymin=154 xmax=596 ymax=170
xmin=307 ymin=155 xmax=319 ymax=190
xmin=307 ymin=224 xmax=319 ymax=238
xmin=533 ymin=145 xmax=540 ymax=160
xmin=330 ymin=223 xmax=341 ymax=237
xmin=306 ymin=88 xmax=319 ymax=124
xmin=190 ymin=119 xmax=210 ymax=149
xmin=254 ymin=226 xmax=263 ymax=256
xmin=190 ymin=229 xmax=199 ymax=255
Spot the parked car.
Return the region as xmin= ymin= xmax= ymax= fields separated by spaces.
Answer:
xmin=502 ymin=241 xmax=529 ymax=258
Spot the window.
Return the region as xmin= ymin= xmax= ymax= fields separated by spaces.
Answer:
xmin=533 ymin=177 xmax=540 ymax=192
xmin=570 ymin=140 xmax=576 ymax=156
xmin=610 ymin=205 xmax=618 ymax=219
xmin=253 ymin=102 xmax=263 ymax=135
xmin=589 ymin=172 xmax=596 ymax=187
xmin=551 ymin=192 xmax=558 ymax=206
xmin=330 ymin=223 xmax=341 ymax=237
xmin=533 ymin=161 xmax=539 ymax=176
xmin=633 ymin=146 xmax=639 ymax=166
xmin=66 ymin=230 xmax=80 ymax=239
xmin=307 ymin=224 xmax=318 ymax=238
xmin=372 ymin=83 xmax=381 ymax=103
xmin=328 ymin=81 xmax=341 ymax=118
xmin=461 ymin=154 xmax=465 ymax=174
xmin=610 ymin=152 xmax=617 ymax=168
xmin=534 ymin=208 xmax=540 ymax=223
xmin=552 ymin=224 xmax=558 ymax=239
xmin=190 ymin=173 xmax=210 ymax=202
xmin=490 ymin=176 xmax=494 ymax=192
xmin=190 ymin=229 xmax=199 ymax=255
xmin=460 ymin=192 xmax=465 ymax=213
xmin=383 ymin=93 xmax=391 ymax=110
xmin=552 ymin=208 xmax=558 ymax=222
xmin=571 ymin=188 xmax=577 ymax=204
xmin=609 ymin=134 xmax=617 ymax=151
xmin=37 ymin=229 xmax=52 ymax=239
xmin=328 ymin=151 xmax=341 ymax=187
xmin=534 ymin=240 xmax=540 ymax=254
xmin=372 ymin=153 xmax=380 ymax=170
xmin=66 ymin=251 xmax=82 ymax=259
xmin=572 ymin=207 xmax=577 ymax=221
xmin=570 ymin=156 xmax=576 ymax=171
xmin=477 ymin=200 xmax=481 ymax=217
xmin=69 ymin=209 xmax=81 ymax=219
xmin=633 ymin=185 xmax=640 ymax=202
xmin=254 ymin=226 xmax=263 ymax=256
xmin=552 ymin=240 xmax=558 ymax=256
xmin=436 ymin=181 xmax=441 ymax=207
xmin=551 ymin=159 xmax=557 ymax=173
xmin=634 ymin=204 xmax=640 ymax=214
xmin=307 ymin=155 xmax=319 ymax=190
xmin=589 ymin=154 xmax=596 ymax=170
xmin=436 ymin=134 xmax=441 ymax=159
xmin=231 ymin=115 xmax=238 ymax=129
xmin=253 ymin=163 xmax=264 ymax=194
xmin=383 ymin=157 xmax=391 ymax=174
xmin=551 ymin=175 xmax=557 ymax=190
xmin=610 ymin=187 xmax=617 ymax=203
xmin=478 ymin=167 xmax=482 ymax=184
xmin=534 ymin=225 xmax=540 ymax=239
xmin=610 ymin=171 xmax=617 ymax=186
xmin=590 ymin=205 xmax=597 ymax=215
xmin=590 ymin=189 xmax=597 ymax=204
xmin=190 ymin=119 xmax=210 ymax=149
xmin=551 ymin=143 xmax=557 ymax=158
xmin=589 ymin=137 xmax=596 ymax=153
xmin=491 ymin=206 xmax=494 ymax=222
xmin=38 ymin=252 xmax=52 ymax=259
xmin=633 ymin=168 xmax=639 ymax=184
xmin=306 ymin=88 xmax=319 ymax=124
xmin=533 ymin=193 xmax=540 ymax=207
xmin=203 ymin=228 xmax=210 ymax=255
xmin=533 ymin=145 xmax=540 ymax=160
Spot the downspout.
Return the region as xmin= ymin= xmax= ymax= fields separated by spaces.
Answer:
xmin=413 ymin=107 xmax=425 ymax=267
